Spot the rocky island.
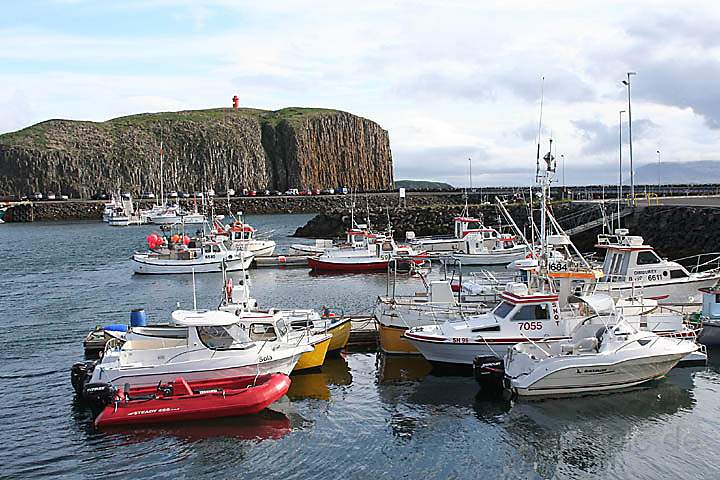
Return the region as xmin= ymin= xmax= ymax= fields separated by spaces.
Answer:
xmin=0 ymin=107 xmax=393 ymax=197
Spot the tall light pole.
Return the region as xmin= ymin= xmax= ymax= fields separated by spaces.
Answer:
xmin=618 ymin=110 xmax=625 ymax=223
xmin=657 ymin=149 xmax=661 ymax=192
xmin=622 ymin=72 xmax=637 ymax=204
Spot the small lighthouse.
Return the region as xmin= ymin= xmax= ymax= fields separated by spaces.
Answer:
xmin=232 ymin=95 xmax=239 ymax=109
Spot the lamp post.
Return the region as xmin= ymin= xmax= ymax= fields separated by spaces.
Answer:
xmin=618 ymin=110 xmax=625 ymax=223
xmin=657 ymin=149 xmax=661 ymax=192
xmin=622 ymin=72 xmax=637 ymax=205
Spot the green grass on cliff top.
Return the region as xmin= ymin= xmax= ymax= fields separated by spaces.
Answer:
xmin=0 ymin=107 xmax=348 ymax=147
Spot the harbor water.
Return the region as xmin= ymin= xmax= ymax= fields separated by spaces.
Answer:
xmin=2 ymin=214 xmax=720 ymax=479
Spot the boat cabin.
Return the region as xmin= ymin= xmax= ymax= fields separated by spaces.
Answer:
xmin=490 ymin=283 xmax=561 ymax=325
xmin=596 ymin=231 xmax=691 ymax=284
xmin=701 ymin=287 xmax=720 ymax=320
xmin=453 ymin=216 xmax=484 ymax=239
xmin=463 ymin=229 xmax=518 ymax=254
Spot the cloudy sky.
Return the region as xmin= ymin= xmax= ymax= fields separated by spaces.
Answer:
xmin=2 ymin=0 xmax=719 ymax=186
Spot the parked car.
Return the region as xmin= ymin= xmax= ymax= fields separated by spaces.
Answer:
xmin=248 ymin=190 xmax=257 ymax=196
xmin=227 ymin=188 xmax=235 ymax=197
xmin=272 ymin=190 xmax=283 ymax=196
xmin=141 ymin=192 xmax=155 ymax=199
xmin=284 ymin=188 xmax=299 ymax=196
xmin=321 ymin=188 xmax=335 ymax=195
xmin=179 ymin=191 xmax=190 ymax=198
xmin=263 ymin=190 xmax=271 ymax=196
xmin=121 ymin=192 xmax=132 ymax=200
xmin=59 ymin=194 xmax=69 ymax=201
xmin=168 ymin=191 xmax=179 ymax=198
xmin=337 ymin=187 xmax=349 ymax=195
xmin=46 ymin=193 xmax=56 ymax=200
xmin=207 ymin=189 xmax=216 ymax=197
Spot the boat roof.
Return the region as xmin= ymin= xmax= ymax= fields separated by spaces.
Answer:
xmin=570 ymin=294 xmax=616 ymax=314
xmin=500 ymin=290 xmax=559 ymax=304
xmin=453 ymin=216 xmax=482 ymax=222
xmin=171 ymin=309 xmax=239 ymax=326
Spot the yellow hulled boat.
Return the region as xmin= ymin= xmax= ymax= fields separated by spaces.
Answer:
xmin=379 ymin=323 xmax=419 ymax=355
xmin=293 ymin=334 xmax=331 ymax=371
xmin=325 ymin=317 xmax=352 ymax=353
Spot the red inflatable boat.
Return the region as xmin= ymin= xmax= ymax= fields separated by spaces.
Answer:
xmin=93 ymin=374 xmax=291 ymax=428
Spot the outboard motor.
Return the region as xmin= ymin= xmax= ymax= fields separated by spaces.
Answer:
xmin=70 ymin=360 xmax=97 ymax=396
xmin=83 ymin=383 xmax=118 ymax=416
xmin=473 ymin=355 xmax=505 ymax=391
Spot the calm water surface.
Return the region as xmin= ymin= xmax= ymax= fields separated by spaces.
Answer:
xmin=2 ymin=214 xmax=720 ymax=479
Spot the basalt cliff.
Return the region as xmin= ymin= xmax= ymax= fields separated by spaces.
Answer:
xmin=0 ymin=107 xmax=393 ymax=197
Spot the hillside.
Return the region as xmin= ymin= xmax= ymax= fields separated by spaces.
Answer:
xmin=395 ymin=179 xmax=454 ymax=190
xmin=634 ymin=160 xmax=720 ymax=184
xmin=0 ymin=107 xmax=393 ymax=197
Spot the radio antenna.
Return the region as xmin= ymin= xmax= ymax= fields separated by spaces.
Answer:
xmin=535 ymin=76 xmax=545 ymax=183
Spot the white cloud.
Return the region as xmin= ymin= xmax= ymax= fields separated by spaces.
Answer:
xmin=2 ymin=0 xmax=720 ymax=185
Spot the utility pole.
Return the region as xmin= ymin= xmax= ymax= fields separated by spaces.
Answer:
xmin=619 ymin=110 xmax=625 ymax=225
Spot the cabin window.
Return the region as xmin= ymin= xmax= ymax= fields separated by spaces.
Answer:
xmin=467 ymin=221 xmax=481 ymax=230
xmin=212 ymin=245 xmax=221 ymax=253
xmin=636 ymin=251 xmax=662 ymax=265
xmin=197 ymin=325 xmax=250 ymax=350
xmin=493 ymin=302 xmax=514 ymax=319
xmin=670 ymin=269 xmax=688 ymax=279
xmin=249 ymin=323 xmax=277 ymax=341
xmin=382 ymin=242 xmax=393 ymax=252
xmin=204 ymin=245 xmax=212 ymax=254
xmin=512 ymin=304 xmax=550 ymax=321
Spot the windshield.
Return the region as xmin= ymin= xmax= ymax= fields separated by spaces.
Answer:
xmin=493 ymin=301 xmax=515 ymax=319
xmin=197 ymin=324 xmax=252 ymax=349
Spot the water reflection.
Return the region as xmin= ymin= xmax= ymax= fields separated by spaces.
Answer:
xmin=497 ymin=366 xmax=701 ymax=477
xmin=287 ymin=355 xmax=352 ymax=400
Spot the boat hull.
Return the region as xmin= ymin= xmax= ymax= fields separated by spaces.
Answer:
xmin=449 ymin=248 xmax=527 ymax=266
xmin=699 ymin=321 xmax=720 ymax=346
xmin=293 ymin=336 xmax=331 ymax=371
xmin=132 ymin=254 xmax=253 ymax=274
xmin=92 ymin=353 xmax=302 ymax=389
xmin=404 ymin=333 xmax=529 ymax=365
xmin=595 ymin=275 xmax=720 ymax=305
xmin=379 ymin=324 xmax=419 ymax=354
xmin=94 ymin=374 xmax=291 ymax=427
xmin=308 ymin=256 xmax=389 ymax=272
xmin=326 ymin=319 xmax=352 ymax=352
xmin=509 ymin=353 xmax=686 ymax=397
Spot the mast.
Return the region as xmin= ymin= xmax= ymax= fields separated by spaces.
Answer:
xmin=159 ymin=140 xmax=165 ymax=207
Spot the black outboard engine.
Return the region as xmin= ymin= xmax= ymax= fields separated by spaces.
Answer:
xmin=473 ymin=355 xmax=505 ymax=389
xmin=70 ymin=360 xmax=97 ymax=396
xmin=83 ymin=383 xmax=118 ymax=416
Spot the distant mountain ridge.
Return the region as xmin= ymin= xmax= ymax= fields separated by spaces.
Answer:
xmin=395 ymin=179 xmax=454 ymax=190
xmin=634 ymin=160 xmax=720 ymax=184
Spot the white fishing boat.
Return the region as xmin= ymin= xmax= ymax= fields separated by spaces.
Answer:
xmin=447 ymin=229 xmax=528 ymax=265
xmin=147 ymin=205 xmax=184 ymax=225
xmin=407 ymin=214 xmax=486 ymax=252
xmin=83 ymin=309 xmax=311 ymax=391
xmin=181 ymin=211 xmax=206 ymax=225
xmin=503 ymin=319 xmax=699 ymax=397
xmin=593 ymin=229 xmax=720 ymax=304
xmin=216 ymin=217 xmax=276 ymax=257
xmin=290 ymin=224 xmax=371 ymax=256
xmin=132 ymin=237 xmax=253 ymax=274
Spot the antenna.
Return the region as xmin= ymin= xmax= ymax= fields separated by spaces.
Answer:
xmin=535 ymin=76 xmax=545 ymax=183
xmin=191 ymin=267 xmax=197 ymax=310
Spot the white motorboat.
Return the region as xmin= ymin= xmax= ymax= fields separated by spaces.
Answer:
xmin=84 ymin=309 xmax=312 ymax=390
xmin=132 ymin=237 xmax=253 ymax=274
xmin=289 ymin=239 xmax=336 ymax=256
xmin=407 ymin=214 xmax=486 ymax=252
xmin=593 ymin=229 xmax=720 ymax=305
xmin=147 ymin=205 xmax=185 ymax=225
xmin=290 ymin=224 xmax=371 ymax=256
xmin=216 ymin=218 xmax=276 ymax=257
xmin=504 ymin=319 xmax=699 ymax=397
xmin=447 ymin=229 xmax=528 ymax=266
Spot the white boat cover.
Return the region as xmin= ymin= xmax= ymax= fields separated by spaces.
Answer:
xmin=171 ymin=309 xmax=240 ymax=326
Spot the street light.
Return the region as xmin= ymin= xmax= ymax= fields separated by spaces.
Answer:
xmin=561 ymin=154 xmax=565 ymax=198
xmin=657 ymin=149 xmax=661 ymax=191
xmin=618 ymin=110 xmax=625 ymax=224
xmin=622 ymin=72 xmax=637 ymax=204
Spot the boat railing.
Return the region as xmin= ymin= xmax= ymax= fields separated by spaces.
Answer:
xmin=673 ymin=252 xmax=720 ymax=273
